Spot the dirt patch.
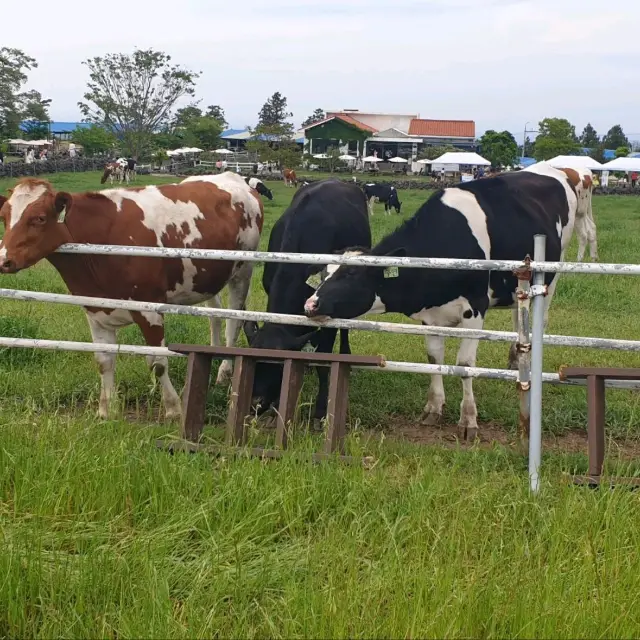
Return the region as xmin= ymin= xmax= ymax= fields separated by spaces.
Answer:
xmin=374 ymin=416 xmax=640 ymax=460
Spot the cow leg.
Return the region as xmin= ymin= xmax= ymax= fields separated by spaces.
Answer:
xmin=575 ymin=216 xmax=588 ymax=262
xmin=86 ymin=311 xmax=118 ymax=419
xmin=204 ymin=294 xmax=223 ymax=346
xmin=312 ymin=328 xmax=339 ymax=424
xmin=587 ymin=217 xmax=599 ymax=262
xmin=132 ymin=311 xmax=182 ymax=420
xmin=367 ymin=197 xmax=374 ymax=216
xmin=215 ymin=262 xmax=253 ymax=384
xmin=455 ymin=314 xmax=484 ymax=441
xmin=421 ymin=334 xmax=446 ymax=425
xmin=339 ymin=328 xmax=351 ymax=355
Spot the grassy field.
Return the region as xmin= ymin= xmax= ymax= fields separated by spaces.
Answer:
xmin=2 ymin=171 xmax=640 ymax=637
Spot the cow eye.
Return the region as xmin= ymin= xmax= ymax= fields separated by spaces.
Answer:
xmin=31 ymin=215 xmax=47 ymax=225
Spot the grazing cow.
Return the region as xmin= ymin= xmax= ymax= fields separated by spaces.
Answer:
xmin=304 ymin=165 xmax=578 ymax=440
xmin=546 ymin=166 xmax=597 ymax=262
xmin=245 ymin=176 xmax=273 ymax=200
xmin=363 ymin=183 xmax=402 ymax=215
xmin=242 ymin=179 xmax=371 ymax=422
xmin=283 ymin=168 xmax=297 ymax=187
xmin=100 ymin=160 xmax=125 ymax=185
xmin=126 ymin=157 xmax=137 ymax=183
xmin=0 ymin=172 xmax=264 ymax=419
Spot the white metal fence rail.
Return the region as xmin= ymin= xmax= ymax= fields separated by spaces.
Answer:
xmin=1 ymin=235 xmax=639 ymax=491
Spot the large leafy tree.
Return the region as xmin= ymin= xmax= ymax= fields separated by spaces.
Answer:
xmin=248 ymin=91 xmax=299 ymax=168
xmin=532 ymin=117 xmax=580 ymax=160
xmin=71 ymin=124 xmax=116 ymax=155
xmin=478 ymin=130 xmax=518 ymax=168
xmin=0 ymin=48 xmax=50 ymax=139
xmin=301 ymin=108 xmax=325 ymax=128
xmin=603 ymin=125 xmax=629 ymax=150
xmin=205 ymin=104 xmax=228 ymax=129
xmin=78 ymin=49 xmax=200 ymax=157
xmin=580 ymin=123 xmax=599 ymax=148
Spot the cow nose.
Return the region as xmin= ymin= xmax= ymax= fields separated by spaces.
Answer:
xmin=0 ymin=259 xmax=16 ymax=273
xmin=304 ymin=297 xmax=318 ymax=316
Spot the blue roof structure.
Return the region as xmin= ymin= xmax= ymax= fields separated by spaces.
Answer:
xmin=20 ymin=121 xmax=91 ymax=134
xmin=519 ymin=156 xmax=537 ymax=167
xmin=221 ymin=128 xmax=247 ymax=138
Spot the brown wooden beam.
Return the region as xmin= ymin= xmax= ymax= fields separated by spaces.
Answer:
xmin=226 ymin=355 xmax=256 ymax=446
xmin=324 ymin=361 xmax=351 ymax=455
xmin=587 ymin=374 xmax=606 ymax=477
xmin=181 ymin=352 xmax=213 ymax=442
xmin=275 ymin=359 xmax=306 ymax=449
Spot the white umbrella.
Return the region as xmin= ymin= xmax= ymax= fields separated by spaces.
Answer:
xmin=363 ymin=156 xmax=382 ymax=162
xmin=388 ymin=156 xmax=408 ymax=163
xmin=214 ymin=148 xmax=233 ymax=154
xmin=339 ymin=154 xmax=356 ymax=161
xmin=187 ymin=147 xmax=203 ymax=153
xmin=547 ymin=155 xmax=603 ymax=171
xmin=416 ymin=158 xmax=432 ymax=164
xmin=600 ymin=157 xmax=640 ymax=172
xmin=313 ymin=153 xmax=329 ymax=159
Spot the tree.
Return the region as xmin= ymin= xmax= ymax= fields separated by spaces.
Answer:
xmin=580 ymin=123 xmax=599 ymax=148
xmin=603 ymin=125 xmax=629 ymax=150
xmin=615 ymin=146 xmax=630 ymax=158
xmin=257 ymin=91 xmax=292 ymax=128
xmin=172 ymin=103 xmax=203 ymax=129
xmin=187 ymin=116 xmax=223 ymax=150
xmin=21 ymin=119 xmax=49 ymax=140
xmin=0 ymin=48 xmax=50 ymax=139
xmin=71 ymin=124 xmax=116 ymax=155
xmin=78 ymin=48 xmax=200 ymax=157
xmin=478 ymin=130 xmax=518 ymax=168
xmin=205 ymin=104 xmax=228 ymax=129
xmin=532 ymin=118 xmax=580 ymax=161
xmin=301 ymin=108 xmax=325 ymax=128
xmin=417 ymin=145 xmax=460 ymax=161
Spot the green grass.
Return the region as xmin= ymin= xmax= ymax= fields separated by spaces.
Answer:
xmin=3 ymin=171 xmax=640 ymax=637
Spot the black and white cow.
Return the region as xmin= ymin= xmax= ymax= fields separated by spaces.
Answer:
xmin=243 ymin=178 xmax=371 ymax=422
xmin=363 ymin=183 xmax=402 ymax=215
xmin=245 ymin=176 xmax=273 ymax=200
xmin=304 ymin=163 xmax=578 ymax=440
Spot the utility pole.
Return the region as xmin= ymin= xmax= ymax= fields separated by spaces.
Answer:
xmin=522 ymin=122 xmax=538 ymax=158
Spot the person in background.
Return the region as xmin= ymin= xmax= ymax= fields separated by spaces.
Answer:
xmin=632 ymin=171 xmax=638 ymax=188
xmin=0 ymin=149 xmax=4 ymax=165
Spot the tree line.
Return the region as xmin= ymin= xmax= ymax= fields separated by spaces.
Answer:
xmin=1 ymin=46 xmax=634 ymax=168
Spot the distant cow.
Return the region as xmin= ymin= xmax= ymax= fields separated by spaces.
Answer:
xmin=243 ymin=179 xmax=371 ymax=423
xmin=245 ymin=176 xmax=273 ymax=200
xmin=550 ymin=166 xmax=597 ymax=261
xmin=283 ymin=168 xmax=297 ymax=187
xmin=100 ymin=159 xmax=127 ymax=185
xmin=304 ymin=164 xmax=579 ymax=440
xmin=363 ymin=183 xmax=402 ymax=215
xmin=125 ymin=157 xmax=137 ymax=183
xmin=0 ymin=172 xmax=264 ymax=420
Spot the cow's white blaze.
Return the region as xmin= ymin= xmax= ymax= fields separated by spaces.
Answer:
xmin=440 ymin=188 xmax=491 ymax=259
xmin=5 ymin=183 xmax=48 ymax=231
xmin=102 ymin=186 xmax=204 ymax=247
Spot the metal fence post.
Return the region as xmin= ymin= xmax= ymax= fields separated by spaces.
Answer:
xmin=529 ymin=234 xmax=546 ymax=493
xmin=515 ymin=257 xmax=532 ymax=441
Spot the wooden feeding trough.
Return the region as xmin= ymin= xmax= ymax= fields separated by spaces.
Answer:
xmin=161 ymin=344 xmax=384 ymax=460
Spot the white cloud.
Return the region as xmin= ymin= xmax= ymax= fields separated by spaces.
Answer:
xmin=3 ymin=0 xmax=640 ymax=138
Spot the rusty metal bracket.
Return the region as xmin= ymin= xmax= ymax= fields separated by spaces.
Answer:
xmin=516 ymin=380 xmax=531 ymax=392
xmin=513 ymin=255 xmax=532 ymax=282
xmin=516 ymin=341 xmax=531 ymax=354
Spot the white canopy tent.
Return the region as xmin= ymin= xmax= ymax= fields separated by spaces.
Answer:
xmin=388 ymin=156 xmax=408 ymax=163
xmin=214 ymin=148 xmax=233 ymax=155
xmin=431 ymin=152 xmax=491 ymax=166
xmin=339 ymin=154 xmax=356 ymax=161
xmin=546 ymin=155 xmax=603 ymax=171
xmin=362 ymin=156 xmax=382 ymax=162
xmin=416 ymin=158 xmax=432 ymax=164
xmin=601 ymin=157 xmax=640 ymax=172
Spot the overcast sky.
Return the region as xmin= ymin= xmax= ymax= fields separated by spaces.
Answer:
xmin=5 ymin=0 xmax=640 ymax=140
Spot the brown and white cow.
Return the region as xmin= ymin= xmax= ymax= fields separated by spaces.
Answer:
xmin=100 ymin=159 xmax=128 ymax=185
xmin=282 ymin=168 xmax=297 ymax=187
xmin=0 ymin=172 xmax=264 ymax=419
xmin=558 ymin=167 xmax=598 ymax=262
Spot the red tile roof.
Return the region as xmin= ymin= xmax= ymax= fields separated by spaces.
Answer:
xmin=408 ymin=119 xmax=475 ymax=138
xmin=303 ymin=113 xmax=378 ymax=133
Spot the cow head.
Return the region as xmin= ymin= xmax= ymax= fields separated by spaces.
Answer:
xmin=389 ymin=188 xmax=402 ymax=213
xmin=304 ymin=248 xmax=405 ymax=319
xmin=0 ymin=179 xmax=71 ymax=273
xmin=100 ymin=165 xmax=113 ymax=184
xmin=243 ymin=321 xmax=318 ymax=412
xmin=254 ymin=180 xmax=273 ymax=201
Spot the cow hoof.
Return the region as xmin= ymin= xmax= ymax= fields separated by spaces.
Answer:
xmin=215 ymin=364 xmax=233 ymax=385
xmin=420 ymin=411 xmax=442 ymax=426
xmin=310 ymin=418 xmax=324 ymax=433
xmin=165 ymin=408 xmax=182 ymax=421
xmin=458 ymin=425 xmax=479 ymax=442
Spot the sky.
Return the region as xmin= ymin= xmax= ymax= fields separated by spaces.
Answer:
xmin=5 ymin=0 xmax=640 ymax=141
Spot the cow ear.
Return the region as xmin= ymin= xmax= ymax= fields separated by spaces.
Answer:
xmin=54 ymin=192 xmax=72 ymax=222
xmin=243 ymin=320 xmax=259 ymax=343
